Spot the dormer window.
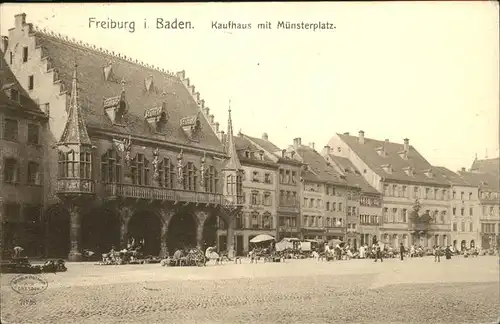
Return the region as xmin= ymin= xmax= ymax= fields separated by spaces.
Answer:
xmin=10 ymin=89 xmax=19 ymax=101
xmin=424 ymin=169 xmax=434 ymax=178
xmin=144 ymin=103 xmax=168 ymax=133
xmin=103 ymin=63 xmax=114 ymax=81
xmin=381 ymin=164 xmax=392 ymax=174
xmin=180 ymin=114 xmax=202 ymax=142
xmin=403 ymin=166 xmax=414 ymax=177
xmin=145 ymin=75 xmax=154 ymax=92
xmin=244 ymin=151 xmax=250 ymax=158
xmin=259 ymin=151 xmax=264 ymax=160
xmin=399 ymin=150 xmax=408 ymax=160
xmin=103 ymin=92 xmax=127 ymax=125
xmin=375 ymin=146 xmax=386 ymax=157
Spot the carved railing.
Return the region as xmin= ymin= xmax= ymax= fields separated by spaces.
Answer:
xmin=103 ymin=183 xmax=223 ymax=205
xmin=57 ymin=179 xmax=95 ymax=195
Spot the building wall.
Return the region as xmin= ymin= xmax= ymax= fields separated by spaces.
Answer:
xmin=237 ymin=162 xmax=277 ymax=252
xmin=358 ymin=194 xmax=382 ymax=246
xmin=5 ymin=16 xmax=70 ymax=205
xmin=276 ymin=163 xmax=301 ymax=238
xmin=0 ymin=108 xmax=48 ymax=256
xmin=478 ymin=189 xmax=500 ymax=249
xmin=449 ymin=185 xmax=480 ymax=250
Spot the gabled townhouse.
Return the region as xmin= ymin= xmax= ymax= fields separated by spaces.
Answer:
xmin=327 ymin=131 xmax=451 ymax=248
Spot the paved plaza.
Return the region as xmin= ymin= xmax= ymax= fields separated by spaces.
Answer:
xmin=1 ymin=256 xmax=499 ymax=324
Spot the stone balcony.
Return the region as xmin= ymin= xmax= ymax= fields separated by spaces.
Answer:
xmin=103 ymin=183 xmax=227 ymax=205
xmin=408 ymin=222 xmax=430 ymax=233
xmin=278 ymin=202 xmax=300 ymax=214
xmin=57 ymin=179 xmax=95 ymax=196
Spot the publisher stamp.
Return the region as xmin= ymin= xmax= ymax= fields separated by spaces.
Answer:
xmin=10 ymin=274 xmax=48 ymax=296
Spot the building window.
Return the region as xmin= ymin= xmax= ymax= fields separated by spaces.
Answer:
xmin=326 ymin=202 xmax=330 ymax=211
xmin=263 ymin=192 xmax=271 ymax=206
xmin=251 ymin=212 xmax=259 ymax=229
xmin=79 ymin=152 xmax=92 ymax=179
xmin=264 ymin=173 xmax=272 ymax=184
xmin=279 ymin=169 xmax=284 ymax=183
xmin=159 ymin=158 xmax=175 ymax=189
xmin=251 ymin=191 xmax=259 ymax=205
xmin=27 ymin=123 xmax=39 ymax=144
xmin=130 ymin=154 xmax=150 ymax=186
xmin=252 ymin=171 xmax=259 ymax=182
xmin=452 ymin=207 xmax=456 ymax=216
xmin=226 ymin=175 xmax=235 ymax=195
xmin=460 ymin=208 xmax=464 ymax=216
xmin=182 ymin=162 xmax=196 ymax=191
xmin=262 ymin=212 xmax=271 ymax=229
xmin=339 ymin=203 xmax=343 ymax=212
xmin=469 ymin=222 xmax=473 ymax=232
xmin=22 ymin=47 xmax=28 ymax=62
xmin=203 ymin=165 xmax=218 ymax=193
xmin=3 ymin=158 xmax=20 ymax=183
xmin=3 ymin=119 xmax=18 ymax=141
xmin=332 ymin=202 xmax=336 ymax=211
xmin=28 ymin=75 xmax=34 ymax=90
xmin=402 ymin=209 xmax=407 ymax=222
xmin=452 ymin=223 xmax=457 ymax=231
xmin=291 ymin=171 xmax=297 ymax=184
xmin=27 ymin=161 xmax=41 ymax=185
xmin=100 ymin=149 xmax=122 ymax=183
xmin=452 ymin=191 xmax=456 ymax=199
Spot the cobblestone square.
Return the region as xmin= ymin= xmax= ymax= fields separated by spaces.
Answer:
xmin=1 ymin=256 xmax=499 ymax=324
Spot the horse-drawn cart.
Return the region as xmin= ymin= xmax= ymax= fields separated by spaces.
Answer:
xmin=161 ymin=248 xmax=206 ymax=267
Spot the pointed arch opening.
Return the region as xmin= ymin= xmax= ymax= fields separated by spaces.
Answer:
xmin=45 ymin=204 xmax=70 ymax=258
xmin=127 ymin=210 xmax=162 ymax=256
xmin=167 ymin=211 xmax=197 ymax=253
xmin=82 ymin=207 xmax=120 ymax=256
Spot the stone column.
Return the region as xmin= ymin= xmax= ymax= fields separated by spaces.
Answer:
xmin=68 ymin=204 xmax=82 ymax=261
xmin=160 ymin=221 xmax=168 ymax=257
xmin=195 ymin=210 xmax=208 ymax=249
xmin=226 ymin=216 xmax=235 ymax=253
xmin=119 ymin=206 xmax=133 ymax=249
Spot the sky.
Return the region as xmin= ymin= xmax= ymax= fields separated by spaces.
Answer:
xmin=1 ymin=2 xmax=499 ymax=172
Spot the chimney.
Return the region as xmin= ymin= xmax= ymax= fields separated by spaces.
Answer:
xmin=323 ymin=145 xmax=330 ymax=154
xmin=204 ymin=107 xmax=210 ymax=116
xmin=403 ymin=138 xmax=409 ymax=152
xmin=385 ymin=139 xmax=389 ymax=143
xmin=343 ymin=132 xmax=350 ymax=135
xmin=262 ymin=132 xmax=268 ymax=141
xmin=293 ymin=137 xmax=302 ymax=149
xmin=214 ymin=122 xmax=219 ymax=132
xmin=281 ymin=149 xmax=286 ymax=158
xmin=209 ymin=114 xmax=215 ymax=124
xmin=461 ymin=167 xmax=466 ymax=172
xmin=358 ymin=130 xmax=365 ymax=144
xmin=220 ymin=130 xmax=226 ymax=143
xmin=1 ymin=36 xmax=8 ymax=53
xmin=15 ymin=13 xmax=26 ymax=28
xmin=309 ymin=142 xmax=315 ymax=150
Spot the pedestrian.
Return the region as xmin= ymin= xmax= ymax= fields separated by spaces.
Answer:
xmin=399 ymin=242 xmax=405 ymax=261
xmin=434 ymin=245 xmax=441 ymax=262
xmin=13 ymin=245 xmax=24 ymax=258
xmin=374 ymin=244 xmax=383 ymax=262
xmin=445 ymin=246 xmax=452 ymax=260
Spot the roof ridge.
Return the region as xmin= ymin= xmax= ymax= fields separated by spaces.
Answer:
xmin=31 ymin=24 xmax=178 ymax=78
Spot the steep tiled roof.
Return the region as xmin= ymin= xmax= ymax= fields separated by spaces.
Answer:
xmin=0 ymin=51 xmax=42 ymax=113
xmin=458 ymin=171 xmax=500 ymax=192
xmin=234 ymin=135 xmax=277 ymax=168
xmin=470 ymin=157 xmax=499 ymax=175
xmin=433 ymin=166 xmax=472 ymax=186
xmin=34 ymin=32 xmax=224 ymax=153
xmin=59 ymin=65 xmax=91 ymax=145
xmin=243 ymin=134 xmax=302 ymax=166
xmin=338 ymin=133 xmax=449 ymax=186
xmin=244 ymin=134 xmax=281 ymax=154
xmin=295 ymin=145 xmax=347 ymax=186
xmin=223 ymin=106 xmax=242 ymax=170
xmin=326 ymin=154 xmax=379 ymax=194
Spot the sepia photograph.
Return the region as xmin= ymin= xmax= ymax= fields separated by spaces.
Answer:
xmin=0 ymin=2 xmax=499 ymax=324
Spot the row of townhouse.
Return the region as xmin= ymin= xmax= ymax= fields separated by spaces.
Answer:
xmin=1 ymin=13 xmax=498 ymax=259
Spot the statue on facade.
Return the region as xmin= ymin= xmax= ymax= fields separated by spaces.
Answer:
xmin=200 ymin=153 xmax=206 ymax=188
xmin=177 ymin=149 xmax=184 ymax=184
xmin=124 ymin=135 xmax=132 ymax=165
xmin=152 ymin=147 xmax=160 ymax=181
